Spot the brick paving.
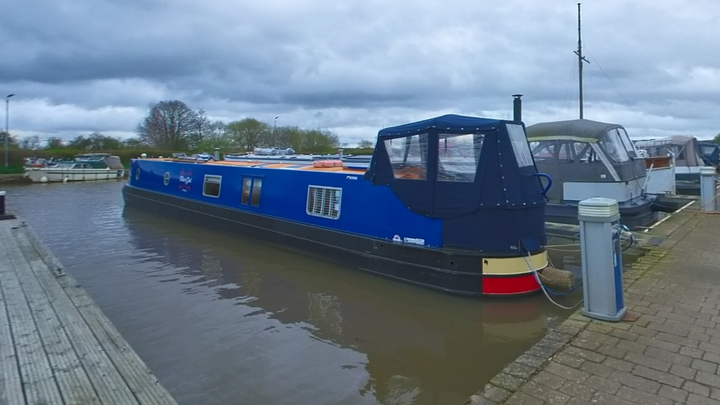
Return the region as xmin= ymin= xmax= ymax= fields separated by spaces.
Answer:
xmin=467 ymin=207 xmax=720 ymax=405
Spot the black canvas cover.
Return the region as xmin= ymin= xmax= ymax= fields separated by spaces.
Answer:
xmin=365 ymin=114 xmax=547 ymax=252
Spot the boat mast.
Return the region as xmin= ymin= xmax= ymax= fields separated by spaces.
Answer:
xmin=574 ymin=3 xmax=590 ymax=119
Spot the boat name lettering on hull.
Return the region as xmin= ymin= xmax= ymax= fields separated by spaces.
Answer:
xmin=179 ymin=170 xmax=193 ymax=192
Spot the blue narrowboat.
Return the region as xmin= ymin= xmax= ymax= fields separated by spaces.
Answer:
xmin=122 ymin=114 xmax=550 ymax=296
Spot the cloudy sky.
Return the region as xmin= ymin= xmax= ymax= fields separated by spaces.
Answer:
xmin=2 ymin=0 xmax=720 ymax=145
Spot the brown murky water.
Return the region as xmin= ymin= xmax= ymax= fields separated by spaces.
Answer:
xmin=4 ymin=181 xmax=586 ymax=405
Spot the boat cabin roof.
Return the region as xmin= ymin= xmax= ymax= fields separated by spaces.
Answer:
xmin=634 ymin=135 xmax=704 ymax=167
xmin=525 ymin=118 xmax=646 ymax=187
xmin=75 ymin=153 xmax=112 ymax=159
xmin=378 ymin=114 xmax=502 ymax=137
xmin=526 ymin=119 xmax=623 ymax=142
xmin=139 ymin=157 xmax=368 ymax=174
xmin=634 ymin=135 xmax=696 ymax=148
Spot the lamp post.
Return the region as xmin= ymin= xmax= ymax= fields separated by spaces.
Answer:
xmin=5 ymin=94 xmax=14 ymax=167
xmin=273 ymin=116 xmax=278 ymax=146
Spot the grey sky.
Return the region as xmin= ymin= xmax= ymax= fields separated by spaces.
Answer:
xmin=2 ymin=0 xmax=719 ymax=145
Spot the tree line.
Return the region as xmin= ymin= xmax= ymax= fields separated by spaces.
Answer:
xmin=9 ymin=100 xmax=356 ymax=154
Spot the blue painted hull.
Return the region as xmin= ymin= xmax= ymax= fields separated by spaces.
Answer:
xmin=123 ymin=153 xmax=547 ymax=296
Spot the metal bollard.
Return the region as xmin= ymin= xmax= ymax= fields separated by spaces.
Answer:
xmin=0 ymin=190 xmax=5 ymax=216
xmin=578 ymin=197 xmax=626 ymax=322
xmin=700 ymin=166 xmax=717 ymax=212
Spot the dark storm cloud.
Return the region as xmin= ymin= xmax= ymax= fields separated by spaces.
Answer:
xmin=2 ymin=0 xmax=720 ymax=142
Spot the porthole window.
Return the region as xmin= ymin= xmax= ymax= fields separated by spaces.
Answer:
xmin=135 ymin=168 xmax=140 ymax=181
xmin=163 ymin=172 xmax=170 ymax=186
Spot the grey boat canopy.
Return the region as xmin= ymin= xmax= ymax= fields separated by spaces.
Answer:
xmin=525 ymin=118 xmax=647 ymax=205
xmin=526 ymin=119 xmax=625 ymax=143
xmin=634 ymin=135 xmax=704 ymax=167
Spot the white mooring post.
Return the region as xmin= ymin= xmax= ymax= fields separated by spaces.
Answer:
xmin=700 ymin=167 xmax=717 ymax=213
xmin=578 ymin=197 xmax=626 ymax=322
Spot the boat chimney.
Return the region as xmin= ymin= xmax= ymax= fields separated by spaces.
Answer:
xmin=512 ymin=94 xmax=523 ymax=122
xmin=338 ymin=148 xmax=344 ymax=159
xmin=214 ymin=148 xmax=220 ymax=161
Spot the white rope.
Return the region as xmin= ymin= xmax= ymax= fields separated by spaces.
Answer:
xmin=523 ymin=250 xmax=583 ymax=310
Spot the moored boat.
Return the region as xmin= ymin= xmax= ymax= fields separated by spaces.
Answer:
xmin=698 ymin=141 xmax=720 ymax=168
xmin=123 ymin=114 xmax=551 ymax=297
xmin=526 ymin=119 xmax=658 ymax=229
xmin=25 ymin=153 xmax=126 ymax=183
xmin=634 ymin=136 xmax=706 ymax=195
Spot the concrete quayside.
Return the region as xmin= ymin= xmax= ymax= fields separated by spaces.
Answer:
xmin=467 ymin=187 xmax=720 ymax=405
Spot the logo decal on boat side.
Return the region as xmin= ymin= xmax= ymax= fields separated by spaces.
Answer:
xmin=392 ymin=234 xmax=425 ymax=246
xmin=346 ymin=175 xmax=358 ymax=180
xmin=179 ymin=169 xmax=193 ymax=192
xmin=403 ymin=237 xmax=425 ymax=246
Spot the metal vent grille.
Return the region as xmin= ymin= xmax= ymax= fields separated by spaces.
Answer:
xmin=307 ymin=186 xmax=341 ymax=219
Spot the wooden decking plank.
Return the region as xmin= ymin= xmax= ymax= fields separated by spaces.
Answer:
xmin=0 ymin=252 xmax=26 ymax=405
xmin=15 ymin=227 xmax=178 ymax=405
xmin=2 ymin=226 xmax=101 ymax=405
xmin=0 ymin=226 xmax=64 ymax=405
xmin=7 ymin=226 xmax=143 ymax=405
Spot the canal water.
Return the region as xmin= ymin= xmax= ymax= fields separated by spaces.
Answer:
xmin=5 ymin=181 xmax=582 ymax=405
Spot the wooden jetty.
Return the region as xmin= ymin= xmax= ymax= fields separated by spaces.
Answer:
xmin=0 ymin=218 xmax=178 ymax=405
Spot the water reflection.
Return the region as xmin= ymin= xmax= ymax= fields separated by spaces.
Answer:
xmin=3 ymin=182 xmax=568 ymax=405
xmin=122 ymin=207 xmax=551 ymax=405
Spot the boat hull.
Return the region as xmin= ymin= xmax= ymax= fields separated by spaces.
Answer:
xmin=545 ymin=199 xmax=658 ymax=229
xmin=122 ymin=184 xmax=546 ymax=297
xmin=26 ymin=168 xmax=126 ymax=183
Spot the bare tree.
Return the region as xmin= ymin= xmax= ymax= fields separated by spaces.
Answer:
xmin=0 ymin=131 xmax=17 ymax=148
xmin=20 ymin=135 xmax=42 ymax=150
xmin=46 ymin=137 xmax=64 ymax=149
xmin=137 ymin=100 xmax=199 ymax=150
xmin=186 ymin=109 xmax=214 ymax=150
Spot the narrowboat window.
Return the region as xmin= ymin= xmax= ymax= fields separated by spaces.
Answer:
xmin=203 ymin=175 xmax=222 ymax=198
xmin=599 ymin=130 xmax=630 ymax=163
xmin=135 ymin=168 xmax=140 ymax=180
xmin=506 ymin=124 xmax=534 ymax=167
xmin=241 ymin=177 xmax=252 ymax=205
xmin=438 ymin=133 xmax=484 ymax=182
xmin=250 ymin=178 xmax=262 ymax=207
xmin=384 ymin=134 xmax=427 ymax=180
xmin=306 ymin=186 xmax=341 ymax=219
xmin=163 ymin=172 xmax=170 ymax=186
xmin=241 ymin=177 xmax=262 ymax=207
